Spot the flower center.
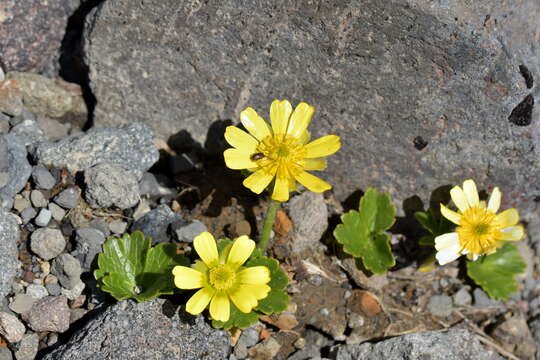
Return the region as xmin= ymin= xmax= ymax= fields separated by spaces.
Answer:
xmin=208 ymin=264 xmax=236 ymax=291
xmin=255 ymin=135 xmax=306 ymax=175
xmin=456 ymin=206 xmax=500 ymax=255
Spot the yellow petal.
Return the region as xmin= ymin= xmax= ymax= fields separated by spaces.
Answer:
xmin=240 ymin=107 xmax=271 ymax=141
xmin=194 ymin=232 xmax=219 ymax=267
xmin=223 ymin=149 xmax=257 ymax=170
xmin=209 ymin=292 xmax=230 ymax=322
xmin=237 ymin=266 xmax=271 ymax=285
xmin=498 ymin=226 xmax=524 ymax=241
xmin=243 ymin=169 xmax=275 ymax=194
xmin=495 ymin=208 xmax=520 ymax=227
xmin=304 ymin=135 xmax=341 ymax=158
xmin=227 ymin=235 xmax=255 ymax=268
xmin=229 ymin=286 xmax=258 ymax=313
xmin=242 ymin=283 xmax=271 ymax=300
xmin=270 ymin=99 xmax=293 ymax=136
xmin=449 ymin=185 xmax=469 ymax=212
xmin=186 ymin=287 xmax=215 ymax=315
xmin=298 ymin=130 xmax=311 ymax=145
xmin=487 ymin=187 xmax=501 ymax=213
xmin=172 ymin=266 xmax=204 ymax=289
xmin=294 ymin=171 xmax=331 ymax=193
xmin=272 ymin=166 xmax=291 ymax=202
xmin=462 ymin=179 xmax=479 ymax=207
xmin=287 ymin=102 xmax=315 ymax=139
xmin=303 ymin=158 xmax=327 ymax=171
xmin=192 ymin=260 xmax=208 ymax=273
xmin=224 ymin=126 xmax=258 ymax=151
xmin=440 ymin=204 xmax=462 ymax=225
xmin=434 ymin=232 xmax=461 ymax=265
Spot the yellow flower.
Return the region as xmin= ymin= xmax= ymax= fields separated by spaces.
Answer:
xmin=435 ymin=179 xmax=524 ymax=265
xmin=172 ymin=232 xmax=271 ymax=322
xmin=223 ymin=99 xmax=341 ymax=202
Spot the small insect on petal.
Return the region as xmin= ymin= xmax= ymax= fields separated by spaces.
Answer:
xmin=250 ymin=152 xmax=265 ymax=161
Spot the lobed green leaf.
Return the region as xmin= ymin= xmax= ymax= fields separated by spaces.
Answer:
xmin=334 ymin=188 xmax=396 ymax=274
xmin=94 ymin=231 xmax=188 ymax=302
xmin=466 ymin=243 xmax=526 ymax=301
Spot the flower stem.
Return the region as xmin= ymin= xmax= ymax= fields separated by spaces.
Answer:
xmin=258 ymin=200 xmax=281 ymax=251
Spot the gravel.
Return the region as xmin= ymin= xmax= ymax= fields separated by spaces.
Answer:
xmin=30 ymin=190 xmax=47 ymax=208
xmin=453 ymin=288 xmax=472 ymax=307
xmin=288 ymin=192 xmax=329 ymax=253
xmin=0 ymin=312 xmax=26 ymax=343
xmin=0 ymin=209 xmax=20 ymax=300
xmin=9 ymin=119 xmax=46 ymax=148
xmin=53 ymin=187 xmax=81 ymax=209
xmin=35 ymin=208 xmax=52 ymax=227
xmin=108 ymin=219 xmax=127 ymax=234
xmin=41 ymin=299 xmax=230 ymax=359
xmin=22 ymin=296 xmax=70 ymax=333
xmin=131 ymin=204 xmax=182 ymax=244
xmin=84 ymin=163 xmax=140 ymax=209
xmin=14 ymin=332 xmax=39 ymax=360
xmin=0 ymin=135 xmax=32 ymax=209
xmin=8 ymin=294 xmax=36 ymax=315
xmin=48 ymin=203 xmax=66 ymax=222
xmin=427 ymin=294 xmax=453 ymax=317
xmin=20 ymin=208 xmax=37 ymax=223
xmin=31 ymin=166 xmax=56 ymax=190
xmin=51 ymin=254 xmax=82 ymax=290
xmin=172 ymin=219 xmax=207 ymax=243
xmin=30 ymin=228 xmax=66 ymax=261
xmin=26 ymin=284 xmax=48 ymax=300
xmin=73 ymin=228 xmax=106 ymax=271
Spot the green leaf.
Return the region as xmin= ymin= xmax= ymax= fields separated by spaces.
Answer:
xmin=466 ymin=243 xmax=526 ymax=301
xmin=94 ymin=231 xmax=188 ymax=302
xmin=333 ymin=188 xmax=396 ymax=274
xmin=414 ymin=209 xmax=455 ymax=247
xmin=211 ymin=303 xmax=259 ymax=330
xmin=246 ymin=256 xmax=289 ymax=314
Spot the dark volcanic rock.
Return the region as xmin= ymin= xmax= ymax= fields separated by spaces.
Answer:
xmin=41 ymin=299 xmax=230 ymax=360
xmin=0 ymin=1 xmax=77 ymax=74
xmin=84 ymin=0 xmax=538 ymax=216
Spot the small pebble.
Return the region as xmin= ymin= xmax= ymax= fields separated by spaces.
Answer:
xmin=45 ymin=283 xmax=62 ymax=297
xmin=30 ymin=228 xmax=66 ymax=260
xmin=20 ymin=207 xmax=37 ymax=223
xmin=427 ymin=294 xmax=453 ymax=317
xmin=15 ymin=332 xmax=39 ymax=360
xmin=54 ymin=187 xmax=81 ymax=209
xmin=31 ymin=166 xmax=56 ymax=190
xmin=35 ymin=208 xmax=52 ymax=227
xmin=13 ymin=195 xmax=30 ymax=213
xmin=8 ymin=294 xmax=35 ymax=314
xmin=88 ymin=218 xmax=111 ymax=237
xmin=26 ymin=284 xmax=48 ymax=299
xmin=48 ymin=202 xmax=66 ymax=221
xmin=30 ymin=190 xmax=48 ymax=208
xmin=172 ymin=219 xmax=207 ymax=243
xmin=109 ymin=219 xmax=127 ymax=234
xmin=0 ymin=312 xmax=26 ymax=343
xmin=453 ymin=288 xmax=472 ymax=307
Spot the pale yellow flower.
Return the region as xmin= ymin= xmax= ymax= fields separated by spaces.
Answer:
xmin=223 ymin=99 xmax=341 ymax=202
xmin=435 ymin=179 xmax=524 ymax=265
xmin=172 ymin=232 xmax=270 ymax=322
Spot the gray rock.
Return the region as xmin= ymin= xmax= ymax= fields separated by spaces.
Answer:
xmin=45 ymin=283 xmax=62 ymax=297
xmin=34 ymin=123 xmax=159 ymax=175
xmin=0 ymin=1 xmax=75 ymax=74
xmin=35 ymin=208 xmax=52 ymax=227
xmin=84 ymin=0 xmax=539 ymax=216
xmin=20 ymin=207 xmax=37 ymax=224
xmin=9 ymin=109 xmax=36 ymax=127
xmin=234 ymin=327 xmax=260 ymax=359
xmin=48 ymin=202 xmax=66 ymax=222
xmin=84 ymin=163 xmax=140 ymax=209
xmin=0 ymin=312 xmax=25 ymax=343
xmin=0 ymin=209 xmax=20 ymax=300
xmin=332 ymin=329 xmax=501 ymax=360
xmin=15 ymin=332 xmax=39 ymax=360
xmin=0 ymin=347 xmax=13 ymax=360
xmin=25 ymin=284 xmax=48 ymax=300
xmin=0 ymin=173 xmax=9 ymax=189
xmin=30 ymin=228 xmax=66 ymax=261
xmin=54 ymin=187 xmax=81 ymax=209
xmin=88 ymin=219 xmax=110 ymax=237
xmin=61 ymin=281 xmax=85 ymax=301
xmin=288 ymin=192 xmax=328 ymax=253
xmin=0 ymin=135 xmax=31 ymax=208
xmin=41 ymin=299 xmax=230 ymax=360
xmin=529 ymin=317 xmax=540 ymax=360
xmin=36 ymin=116 xmax=70 ymax=141
xmin=172 ymin=219 xmax=207 ymax=243
xmin=453 ymin=288 xmax=472 ymax=307
xmin=51 ymin=254 xmax=82 ymax=290
xmin=73 ymin=228 xmax=106 ymax=271
xmin=9 ymin=120 xmax=45 ymax=148
xmin=473 ymin=288 xmax=502 ymax=308
xmin=131 ymin=205 xmax=181 ymax=244
xmin=108 ymin=219 xmax=127 ymax=235
xmin=138 ymin=172 xmax=176 ymax=198
xmin=427 ymin=294 xmax=453 ymax=317
xmin=22 ymin=296 xmax=70 ymax=332
xmin=8 ymin=294 xmax=36 ymax=315
xmin=31 ymin=166 xmax=56 ymax=190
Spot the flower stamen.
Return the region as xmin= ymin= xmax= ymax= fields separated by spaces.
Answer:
xmin=208 ymin=264 xmax=236 ymax=291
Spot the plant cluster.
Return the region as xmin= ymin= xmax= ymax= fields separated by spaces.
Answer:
xmin=94 ymin=99 xmax=526 ymax=332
